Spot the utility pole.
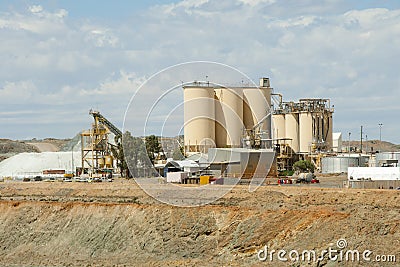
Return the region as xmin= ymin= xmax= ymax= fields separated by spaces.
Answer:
xmin=348 ymin=132 xmax=351 ymax=167
xmin=348 ymin=132 xmax=351 ymax=154
xmin=71 ymin=144 xmax=74 ymax=175
xmin=360 ymin=126 xmax=363 ymax=153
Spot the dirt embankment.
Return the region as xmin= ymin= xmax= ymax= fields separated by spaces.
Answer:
xmin=26 ymin=138 xmax=71 ymax=152
xmin=0 ymin=138 xmax=72 ymax=161
xmin=0 ymin=181 xmax=399 ymax=266
xmin=0 ymin=139 xmax=39 ymax=162
xmin=26 ymin=142 xmax=60 ymax=152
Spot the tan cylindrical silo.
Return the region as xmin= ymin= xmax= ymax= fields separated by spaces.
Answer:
xmin=285 ymin=113 xmax=299 ymax=153
xmin=272 ymin=114 xmax=285 ymax=140
xmin=299 ymin=112 xmax=313 ymax=153
xmin=184 ymin=86 xmax=215 ymax=153
xmin=243 ymin=87 xmax=271 ymax=135
xmin=214 ymin=93 xmax=226 ymax=148
xmin=215 ymin=88 xmax=243 ymax=148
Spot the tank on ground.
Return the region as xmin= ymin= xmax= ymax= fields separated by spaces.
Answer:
xmin=321 ymin=156 xmax=359 ymax=174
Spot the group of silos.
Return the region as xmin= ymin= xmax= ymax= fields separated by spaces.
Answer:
xmin=272 ymin=99 xmax=333 ymax=154
xmin=183 ymin=78 xmax=272 ymax=154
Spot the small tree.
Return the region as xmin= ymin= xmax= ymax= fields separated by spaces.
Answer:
xmin=145 ymin=135 xmax=160 ymax=164
xmin=293 ymin=160 xmax=315 ymax=173
xmin=111 ymin=135 xmax=129 ymax=177
xmin=122 ymin=132 xmax=149 ymax=178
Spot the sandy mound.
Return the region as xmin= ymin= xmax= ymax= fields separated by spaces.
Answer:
xmin=0 ymin=152 xmax=82 ymax=177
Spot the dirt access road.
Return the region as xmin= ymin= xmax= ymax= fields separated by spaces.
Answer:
xmin=0 ymin=179 xmax=398 ymax=266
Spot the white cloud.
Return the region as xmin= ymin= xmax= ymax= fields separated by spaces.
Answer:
xmin=238 ymin=0 xmax=276 ymax=7
xmin=0 ymin=6 xmax=68 ymax=34
xmin=29 ymin=5 xmax=67 ymax=19
xmin=343 ymin=8 xmax=400 ymax=28
xmin=29 ymin=5 xmax=43 ymax=14
xmin=0 ymin=80 xmax=37 ymax=103
xmin=79 ymin=71 xmax=145 ymax=96
xmin=268 ymin=15 xmax=319 ymax=28
xmin=84 ymin=28 xmax=120 ymax=48
xmin=161 ymin=0 xmax=210 ymax=15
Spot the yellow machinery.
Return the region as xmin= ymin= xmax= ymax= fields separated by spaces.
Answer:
xmin=64 ymin=173 xmax=74 ymax=178
xmin=80 ymin=110 xmax=122 ymax=176
xmin=200 ymin=175 xmax=212 ymax=185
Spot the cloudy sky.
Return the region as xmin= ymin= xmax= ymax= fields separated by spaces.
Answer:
xmin=1 ymin=0 xmax=399 ymax=143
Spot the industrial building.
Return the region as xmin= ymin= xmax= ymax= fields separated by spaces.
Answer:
xmin=181 ymin=78 xmax=275 ymax=180
xmin=180 ymin=77 xmax=342 ymax=181
xmin=375 ymin=152 xmax=400 ymax=167
xmin=348 ymin=167 xmax=400 ymax=189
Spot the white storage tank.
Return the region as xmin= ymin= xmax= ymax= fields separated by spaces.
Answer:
xmin=183 ymin=86 xmax=216 ymax=153
xmin=214 ymin=88 xmax=244 ymax=148
xmin=285 ymin=113 xmax=299 ymax=153
xmin=321 ymin=156 xmax=359 ymax=174
xmin=375 ymin=152 xmax=400 ymax=167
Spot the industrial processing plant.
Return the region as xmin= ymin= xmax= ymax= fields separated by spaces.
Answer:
xmin=177 ymin=77 xmax=335 ymax=181
xmin=2 ymin=2 xmax=400 ymax=266
xmin=0 ymin=77 xmax=338 ymax=182
xmin=0 ymin=75 xmax=398 ymax=189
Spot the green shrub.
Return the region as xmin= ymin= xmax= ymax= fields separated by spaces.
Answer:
xmin=293 ymin=160 xmax=315 ymax=173
xmin=279 ymin=170 xmax=295 ymax=176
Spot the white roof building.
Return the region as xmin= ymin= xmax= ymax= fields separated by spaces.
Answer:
xmin=332 ymin=132 xmax=342 ymax=152
xmin=165 ymin=160 xmax=200 ymax=173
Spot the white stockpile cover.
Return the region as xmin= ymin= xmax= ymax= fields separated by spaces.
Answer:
xmin=0 ymin=152 xmax=82 ymax=177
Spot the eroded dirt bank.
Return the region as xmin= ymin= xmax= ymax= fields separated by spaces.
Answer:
xmin=0 ymin=181 xmax=399 ymax=266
